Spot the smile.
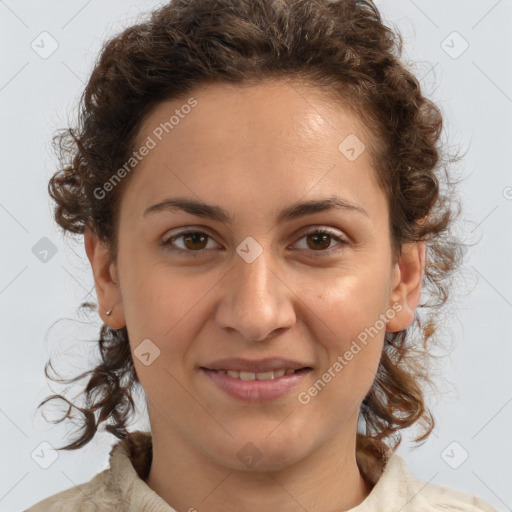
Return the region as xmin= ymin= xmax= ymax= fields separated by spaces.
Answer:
xmin=206 ymin=368 xmax=302 ymax=380
xmin=200 ymin=367 xmax=312 ymax=402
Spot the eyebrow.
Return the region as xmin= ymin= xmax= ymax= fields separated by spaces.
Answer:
xmin=142 ymin=195 xmax=368 ymax=223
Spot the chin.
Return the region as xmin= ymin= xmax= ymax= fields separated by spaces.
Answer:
xmin=208 ymin=429 xmax=311 ymax=473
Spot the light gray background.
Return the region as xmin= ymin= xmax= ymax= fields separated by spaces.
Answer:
xmin=1 ymin=1 xmax=511 ymax=511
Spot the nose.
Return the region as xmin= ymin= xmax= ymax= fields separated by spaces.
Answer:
xmin=215 ymin=247 xmax=296 ymax=342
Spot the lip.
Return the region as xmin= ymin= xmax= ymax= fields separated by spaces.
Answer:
xmin=201 ymin=367 xmax=312 ymax=402
xmin=200 ymin=357 xmax=312 ymax=373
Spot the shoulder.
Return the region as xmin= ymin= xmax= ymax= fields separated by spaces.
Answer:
xmin=24 ymin=469 xmax=115 ymax=512
xmin=23 ymin=431 xmax=171 ymax=512
xmin=417 ymin=481 xmax=502 ymax=512
xmin=385 ymin=452 xmax=502 ymax=512
xmin=355 ymin=437 xmax=501 ymax=512
xmin=24 ymin=431 xmax=154 ymax=512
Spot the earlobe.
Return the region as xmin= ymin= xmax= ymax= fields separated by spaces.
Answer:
xmin=84 ymin=227 xmax=126 ymax=329
xmin=386 ymin=241 xmax=426 ymax=333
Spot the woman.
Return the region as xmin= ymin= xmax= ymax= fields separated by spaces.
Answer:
xmin=26 ymin=0 xmax=500 ymax=510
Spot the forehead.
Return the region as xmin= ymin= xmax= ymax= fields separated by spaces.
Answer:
xmin=122 ymin=79 xmax=385 ymax=222
xmin=135 ymin=78 xmax=377 ymax=156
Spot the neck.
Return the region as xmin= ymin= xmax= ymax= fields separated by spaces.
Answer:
xmin=145 ymin=410 xmax=374 ymax=512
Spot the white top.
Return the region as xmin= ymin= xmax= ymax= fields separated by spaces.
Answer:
xmin=25 ymin=430 xmax=501 ymax=511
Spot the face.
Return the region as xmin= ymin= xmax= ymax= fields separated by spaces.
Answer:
xmin=86 ymin=79 xmax=424 ymax=471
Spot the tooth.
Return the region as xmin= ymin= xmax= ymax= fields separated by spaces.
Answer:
xmin=256 ymin=371 xmax=275 ymax=380
xmin=221 ymin=368 xmax=296 ymax=380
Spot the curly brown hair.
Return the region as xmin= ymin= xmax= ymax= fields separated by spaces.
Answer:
xmin=39 ymin=0 xmax=464 ymax=452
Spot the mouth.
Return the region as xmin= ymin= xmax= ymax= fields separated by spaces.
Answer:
xmin=200 ymin=367 xmax=311 ymax=381
xmin=199 ymin=364 xmax=313 ymax=402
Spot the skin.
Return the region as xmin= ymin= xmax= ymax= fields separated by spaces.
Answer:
xmin=85 ymin=79 xmax=426 ymax=512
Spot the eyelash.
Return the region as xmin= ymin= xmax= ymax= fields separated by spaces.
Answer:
xmin=162 ymin=227 xmax=349 ymax=258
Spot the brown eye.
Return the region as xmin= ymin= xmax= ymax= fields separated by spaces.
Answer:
xmin=180 ymin=232 xmax=209 ymax=250
xmin=306 ymin=232 xmax=332 ymax=250
xmin=163 ymin=230 xmax=219 ymax=256
xmin=162 ymin=227 xmax=348 ymax=257
xmin=294 ymin=228 xmax=348 ymax=256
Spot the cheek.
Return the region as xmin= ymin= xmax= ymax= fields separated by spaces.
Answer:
xmin=306 ymin=267 xmax=390 ymax=387
xmin=118 ymin=253 xmax=187 ymax=331
xmin=116 ymin=260 xmax=192 ymax=389
xmin=312 ymin=267 xmax=392 ymax=338
xmin=303 ymin=287 xmax=386 ymax=419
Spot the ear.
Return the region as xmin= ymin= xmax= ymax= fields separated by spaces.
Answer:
xmin=84 ymin=227 xmax=126 ymax=329
xmin=386 ymin=241 xmax=426 ymax=332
